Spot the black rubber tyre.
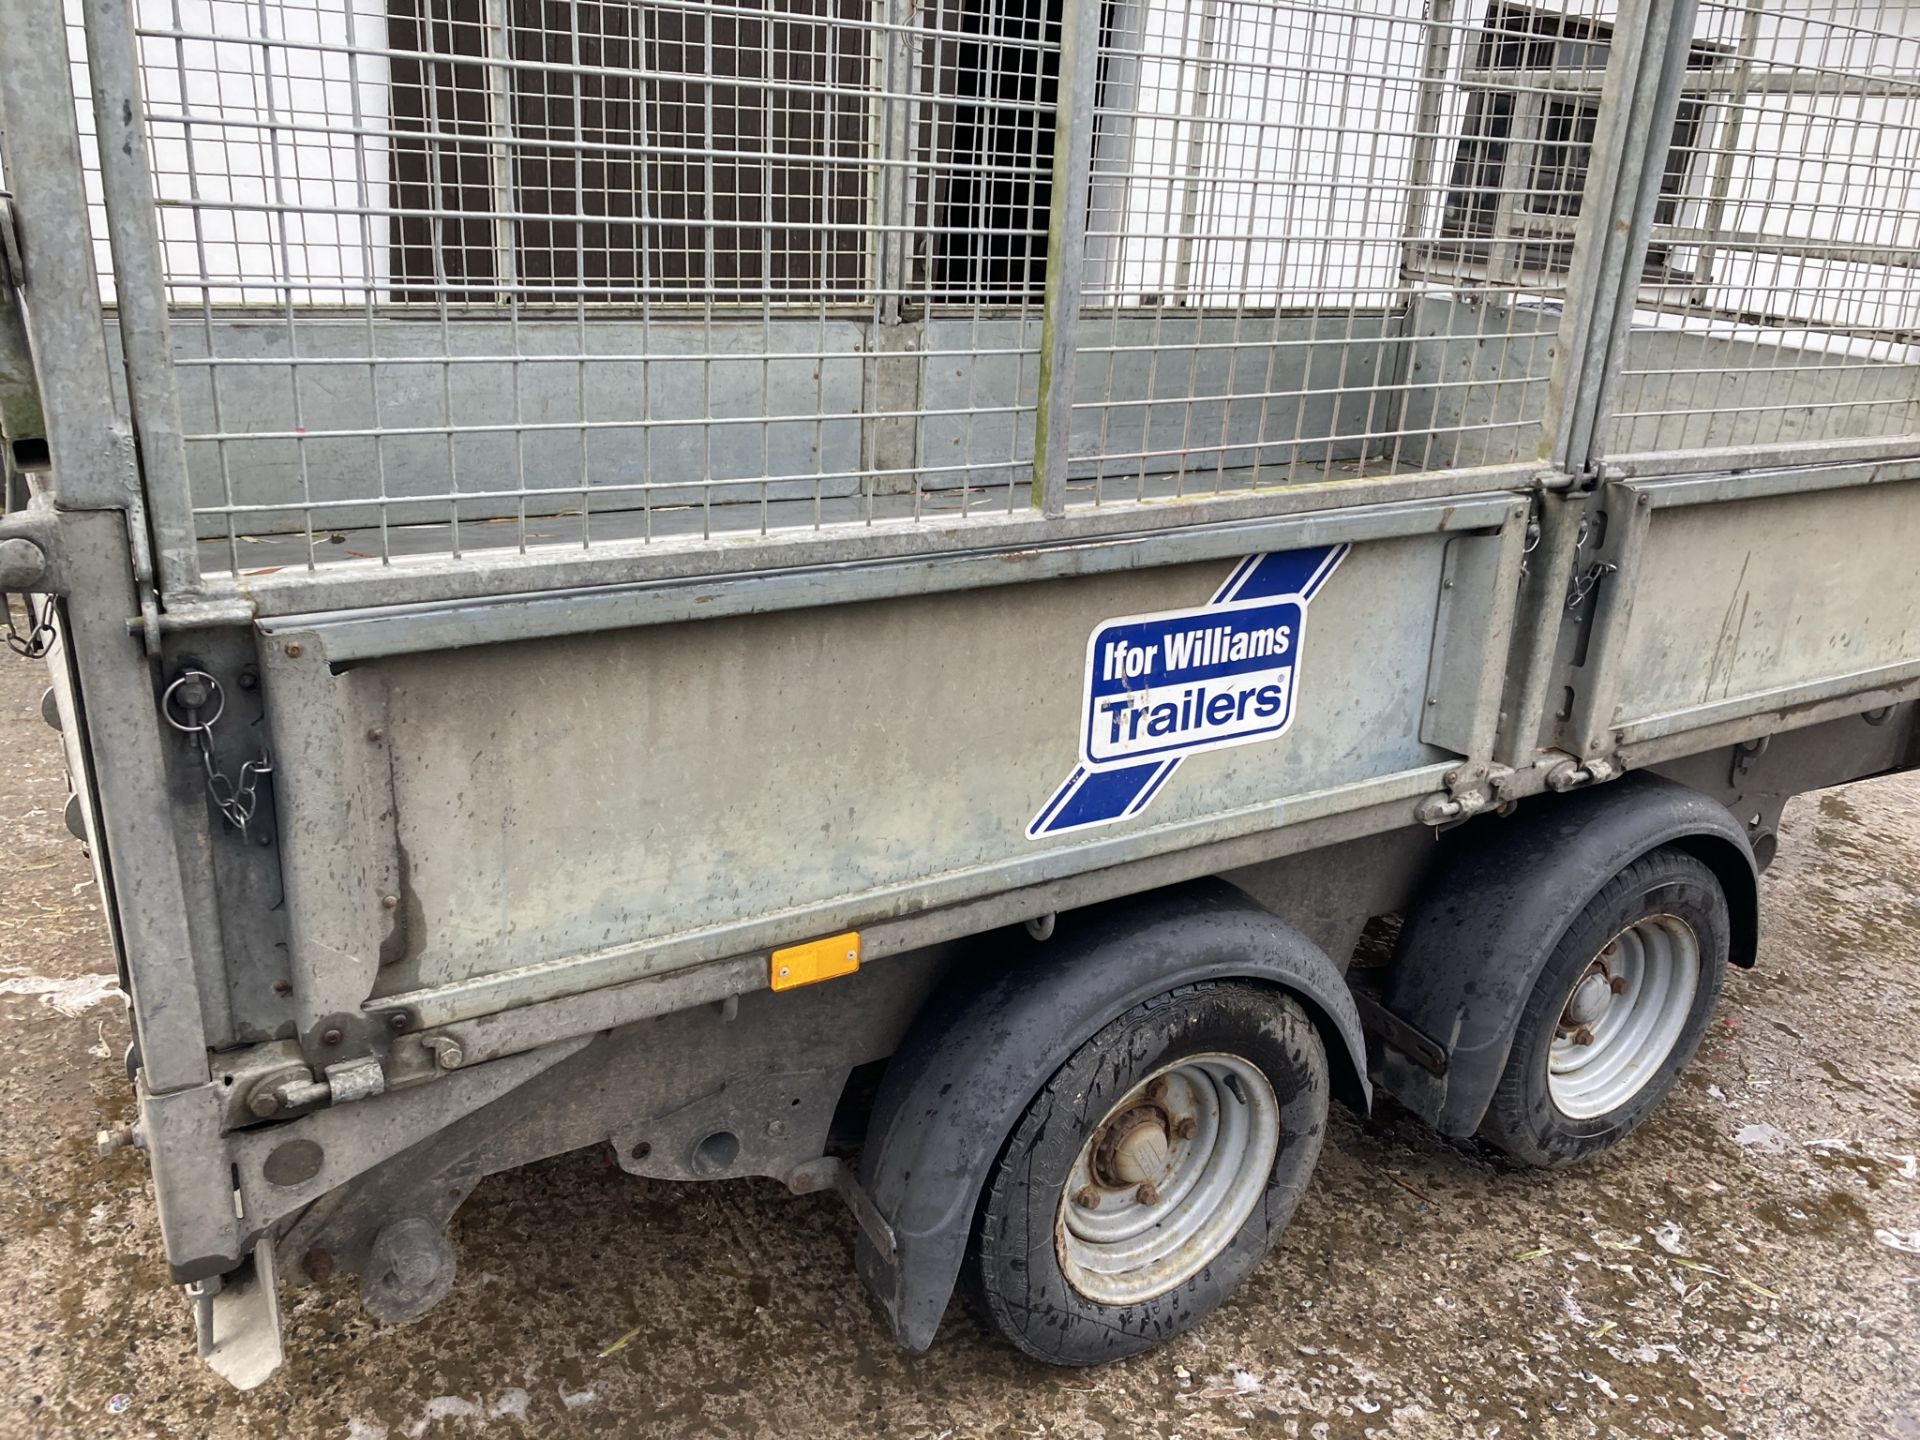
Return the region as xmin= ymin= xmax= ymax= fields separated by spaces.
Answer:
xmin=969 ymin=981 xmax=1329 ymax=1366
xmin=1479 ymin=847 xmax=1730 ymax=1168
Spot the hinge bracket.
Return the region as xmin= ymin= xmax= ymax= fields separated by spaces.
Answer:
xmin=1414 ymin=762 xmax=1514 ymax=827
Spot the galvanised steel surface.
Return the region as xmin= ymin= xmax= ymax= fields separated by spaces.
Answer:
xmin=1 ymin=0 xmax=1918 ymax=1391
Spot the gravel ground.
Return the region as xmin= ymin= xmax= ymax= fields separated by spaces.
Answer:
xmin=0 ymin=650 xmax=1917 ymax=1440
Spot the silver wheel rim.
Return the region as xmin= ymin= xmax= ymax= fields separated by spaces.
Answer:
xmin=1055 ymin=1053 xmax=1280 ymax=1305
xmin=1547 ymin=914 xmax=1700 ymax=1120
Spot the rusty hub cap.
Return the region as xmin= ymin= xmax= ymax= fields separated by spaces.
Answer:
xmin=1549 ymin=914 xmax=1701 ymax=1120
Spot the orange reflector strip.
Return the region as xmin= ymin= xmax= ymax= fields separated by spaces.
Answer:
xmin=770 ymin=932 xmax=861 ymax=992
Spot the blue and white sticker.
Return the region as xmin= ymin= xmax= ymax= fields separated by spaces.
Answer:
xmin=1028 ymin=543 xmax=1347 ymax=838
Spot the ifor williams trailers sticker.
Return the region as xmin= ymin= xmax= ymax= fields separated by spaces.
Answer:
xmin=1027 ymin=544 xmax=1348 ymax=838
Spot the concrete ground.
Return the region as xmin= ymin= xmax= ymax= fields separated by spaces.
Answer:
xmin=1 ymin=654 xmax=1917 ymax=1440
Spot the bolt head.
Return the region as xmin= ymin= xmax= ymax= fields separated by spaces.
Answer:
xmin=272 ymin=979 xmax=292 ymax=996
xmin=1136 ymin=1181 xmax=1161 ymax=1206
xmin=321 ymin=1028 xmax=343 ymax=1047
xmin=388 ymin=1013 xmax=409 ymax=1032
xmin=1609 ymin=974 xmax=1630 ymax=995
xmin=1174 ymin=1116 xmax=1199 ymax=1141
xmin=767 ymin=1119 xmax=787 ymax=1140
xmin=248 ymin=1090 xmax=281 ymax=1118
xmin=301 ymin=1249 xmax=336 ymax=1284
xmin=436 ymin=1043 xmax=464 ymax=1071
xmin=1573 ymin=1026 xmax=1596 ymax=1047
xmin=381 ymin=894 xmax=399 ymax=910
xmin=283 ymin=642 xmax=303 ymax=659
xmin=1073 ymin=1185 xmax=1102 ymax=1211
xmin=1145 ymin=1077 xmax=1168 ymax=1102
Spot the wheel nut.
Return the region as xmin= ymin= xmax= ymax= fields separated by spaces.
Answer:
xmin=1174 ymin=1116 xmax=1198 ymax=1141
xmin=1074 ymin=1185 xmax=1102 ymax=1211
xmin=1573 ymin=1026 xmax=1596 ymax=1047
xmin=1608 ymin=975 xmax=1629 ymax=995
xmin=1145 ymin=1078 xmax=1168 ymax=1102
xmin=1136 ymin=1181 xmax=1161 ymax=1206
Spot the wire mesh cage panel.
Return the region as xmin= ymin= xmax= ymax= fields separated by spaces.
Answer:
xmin=1604 ymin=0 xmax=1920 ymax=462
xmin=50 ymin=0 xmax=1920 ymax=580
xmin=79 ymin=0 xmax=1060 ymax=569
xmin=1068 ymin=0 xmax=1621 ymax=499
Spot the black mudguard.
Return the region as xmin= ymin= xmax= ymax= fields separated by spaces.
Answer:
xmin=1376 ymin=772 xmax=1758 ymax=1138
xmin=854 ymin=879 xmax=1368 ymax=1353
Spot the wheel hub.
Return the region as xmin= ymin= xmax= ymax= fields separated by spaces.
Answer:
xmin=1092 ymin=1104 xmax=1172 ymax=1187
xmin=1056 ymin=1054 xmax=1282 ymax=1305
xmin=1548 ymin=915 xmax=1701 ymax=1121
xmin=1562 ymin=968 xmax=1615 ymax=1029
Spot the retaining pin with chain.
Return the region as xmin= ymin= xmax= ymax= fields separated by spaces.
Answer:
xmin=161 ymin=670 xmax=274 ymax=837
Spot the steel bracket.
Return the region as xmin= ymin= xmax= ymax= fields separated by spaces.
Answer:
xmin=788 ymin=1156 xmax=898 ymax=1262
xmin=139 ymin=1077 xmax=246 ymax=1282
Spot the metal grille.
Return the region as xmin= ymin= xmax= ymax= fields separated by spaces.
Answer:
xmin=94 ymin=0 xmax=1057 ymax=570
xmin=1063 ymin=0 xmax=1620 ymax=500
xmin=1606 ymin=0 xmax=1920 ymax=462
xmin=49 ymin=0 xmax=1920 ymax=580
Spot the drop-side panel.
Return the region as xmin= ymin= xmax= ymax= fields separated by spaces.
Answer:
xmin=257 ymin=497 xmax=1527 ymax=1039
xmin=1575 ymin=469 xmax=1920 ymax=753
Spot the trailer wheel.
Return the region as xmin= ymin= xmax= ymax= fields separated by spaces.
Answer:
xmin=969 ymin=982 xmax=1328 ymax=1365
xmin=1479 ymin=847 xmax=1729 ymax=1168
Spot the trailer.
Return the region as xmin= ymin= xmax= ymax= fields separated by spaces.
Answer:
xmin=1 ymin=0 xmax=1916 ymax=1388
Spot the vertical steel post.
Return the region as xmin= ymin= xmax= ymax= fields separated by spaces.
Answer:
xmin=872 ymin=0 xmax=920 ymax=327
xmin=1542 ymin=0 xmax=1703 ymax=479
xmin=1030 ymin=0 xmax=1102 ymax=518
xmin=0 ymin=0 xmax=134 ymax=515
xmin=1687 ymin=2 xmax=1763 ymax=307
xmin=863 ymin=0 xmax=927 ymax=492
xmin=1395 ymin=0 xmax=1459 ymax=266
xmin=82 ymin=0 xmax=205 ymax=597
xmin=483 ymin=0 xmax=521 ymax=298
xmin=1386 ymin=0 xmax=1459 ymax=450
xmin=2 ymin=0 xmax=241 ymax=1287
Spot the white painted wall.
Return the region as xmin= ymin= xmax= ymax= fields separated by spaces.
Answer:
xmin=68 ymin=0 xmax=388 ymax=303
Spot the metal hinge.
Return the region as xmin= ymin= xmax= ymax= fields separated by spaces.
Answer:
xmin=1546 ymin=753 xmax=1620 ymax=792
xmin=244 ymin=1055 xmax=385 ymax=1120
xmin=1414 ymin=762 xmax=1514 ymax=826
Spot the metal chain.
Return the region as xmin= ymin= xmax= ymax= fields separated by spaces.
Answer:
xmin=1566 ymin=561 xmax=1618 ymax=612
xmin=3 ymin=591 xmax=56 ymax=659
xmin=161 ymin=670 xmax=274 ymax=837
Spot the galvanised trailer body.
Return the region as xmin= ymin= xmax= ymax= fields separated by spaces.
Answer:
xmin=1 ymin=0 xmax=1916 ymax=1386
